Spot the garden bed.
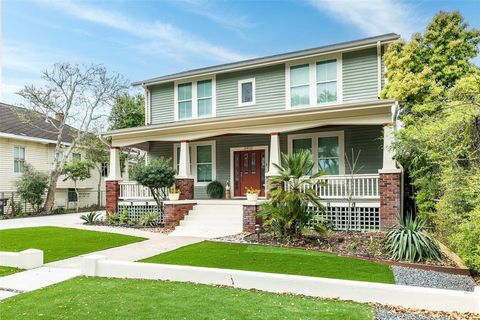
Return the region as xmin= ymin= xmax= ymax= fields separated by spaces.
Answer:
xmin=218 ymin=231 xmax=462 ymax=270
xmin=85 ymin=222 xmax=172 ymax=234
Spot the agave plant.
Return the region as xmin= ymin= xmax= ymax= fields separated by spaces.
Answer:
xmin=385 ymin=215 xmax=442 ymax=262
xmin=80 ymin=212 xmax=101 ymax=225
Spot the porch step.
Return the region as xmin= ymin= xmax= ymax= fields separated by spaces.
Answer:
xmin=169 ymin=202 xmax=243 ymax=238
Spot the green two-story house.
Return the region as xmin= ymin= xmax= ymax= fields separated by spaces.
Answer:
xmin=104 ymin=33 xmax=402 ymax=235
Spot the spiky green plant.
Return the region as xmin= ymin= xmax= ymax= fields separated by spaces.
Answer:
xmin=385 ymin=215 xmax=442 ymax=262
xmin=140 ymin=212 xmax=160 ymax=227
xmin=80 ymin=212 xmax=101 ymax=225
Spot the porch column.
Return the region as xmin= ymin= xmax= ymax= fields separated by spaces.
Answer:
xmin=266 ymin=132 xmax=281 ymax=176
xmin=106 ymin=147 xmax=122 ymax=214
xmin=379 ymin=124 xmax=402 ymax=229
xmin=175 ymin=140 xmax=194 ymax=200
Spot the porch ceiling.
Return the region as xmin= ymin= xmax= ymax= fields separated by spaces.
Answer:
xmin=105 ymin=100 xmax=396 ymax=148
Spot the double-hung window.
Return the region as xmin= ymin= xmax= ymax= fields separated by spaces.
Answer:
xmin=176 ymin=79 xmax=214 ymax=120
xmin=196 ymin=145 xmax=212 ymax=182
xmin=288 ymin=131 xmax=344 ymax=175
xmin=287 ymin=55 xmax=340 ymax=108
xmin=14 ymin=146 xmax=25 ymax=173
xmin=174 ymin=141 xmax=215 ymax=185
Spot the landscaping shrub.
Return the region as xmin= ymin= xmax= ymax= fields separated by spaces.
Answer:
xmin=385 ymin=215 xmax=442 ymax=262
xmin=206 ymin=181 xmax=224 ymax=199
xmin=15 ymin=164 xmax=49 ymax=213
xmin=80 ymin=212 xmax=101 ymax=225
xmin=450 ymin=210 xmax=480 ymax=273
xmin=52 ymin=207 xmax=65 ymax=215
xmin=255 ymin=150 xmax=325 ymax=238
xmin=119 ymin=210 xmax=129 ymax=224
xmin=140 ymin=212 xmax=160 ymax=227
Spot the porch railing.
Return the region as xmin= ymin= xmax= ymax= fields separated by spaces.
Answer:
xmin=119 ymin=181 xmax=154 ymax=200
xmin=284 ymin=174 xmax=379 ymax=200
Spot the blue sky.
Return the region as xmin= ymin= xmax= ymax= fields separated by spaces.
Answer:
xmin=2 ymin=0 xmax=479 ymax=104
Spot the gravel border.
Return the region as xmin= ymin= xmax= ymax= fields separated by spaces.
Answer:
xmin=375 ymin=307 xmax=450 ymax=320
xmin=392 ymin=266 xmax=475 ymax=292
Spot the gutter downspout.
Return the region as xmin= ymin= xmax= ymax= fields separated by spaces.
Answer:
xmin=143 ymin=84 xmax=151 ymax=126
xmin=377 ymin=41 xmax=382 ymax=98
xmin=392 ymin=101 xmax=404 ymax=215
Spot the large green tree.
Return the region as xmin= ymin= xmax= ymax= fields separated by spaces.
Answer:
xmin=381 ymin=11 xmax=480 ymax=271
xmin=109 ymin=93 xmax=145 ymax=130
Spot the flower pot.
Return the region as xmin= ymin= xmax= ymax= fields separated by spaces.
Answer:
xmin=246 ymin=193 xmax=258 ymax=202
xmin=168 ymin=193 xmax=180 ymax=201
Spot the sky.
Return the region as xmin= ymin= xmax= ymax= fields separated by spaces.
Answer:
xmin=1 ymin=0 xmax=479 ymax=104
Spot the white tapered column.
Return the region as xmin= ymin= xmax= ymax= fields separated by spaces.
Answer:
xmin=267 ymin=132 xmax=281 ymax=176
xmin=382 ymin=125 xmax=398 ymax=171
xmin=177 ymin=140 xmax=191 ymax=178
xmin=107 ymin=147 xmax=122 ymax=181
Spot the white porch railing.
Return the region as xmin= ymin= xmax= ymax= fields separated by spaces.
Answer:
xmin=119 ymin=181 xmax=154 ymax=200
xmin=284 ymin=174 xmax=379 ymax=200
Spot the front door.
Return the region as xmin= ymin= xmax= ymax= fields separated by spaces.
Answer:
xmin=233 ymin=150 xmax=266 ymax=197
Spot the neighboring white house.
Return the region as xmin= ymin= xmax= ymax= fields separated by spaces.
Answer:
xmin=0 ymin=103 xmax=107 ymax=212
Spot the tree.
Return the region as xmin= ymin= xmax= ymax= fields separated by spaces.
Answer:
xmin=15 ymin=164 xmax=49 ymax=214
xmin=79 ymin=132 xmax=110 ymax=206
xmin=62 ymin=160 xmax=94 ymax=212
xmin=129 ymin=158 xmax=176 ymax=211
xmin=17 ymin=63 xmax=128 ymax=214
xmin=109 ymin=93 xmax=145 ymax=130
xmin=255 ymin=151 xmax=325 ymax=238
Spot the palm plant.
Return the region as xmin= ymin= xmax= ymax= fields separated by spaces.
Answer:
xmin=385 ymin=214 xmax=442 ymax=262
xmin=255 ymin=150 xmax=325 ymax=238
xmin=80 ymin=211 xmax=101 ymax=225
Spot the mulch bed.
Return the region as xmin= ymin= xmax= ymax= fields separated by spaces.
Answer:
xmin=237 ymin=231 xmax=460 ymax=268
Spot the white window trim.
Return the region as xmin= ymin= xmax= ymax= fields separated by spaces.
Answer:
xmin=229 ymin=145 xmax=269 ymax=199
xmin=13 ymin=145 xmax=26 ymax=174
xmin=287 ymin=130 xmax=345 ymax=175
xmin=285 ymin=53 xmax=343 ymax=109
xmin=174 ymin=76 xmax=216 ymax=121
xmin=173 ymin=140 xmax=216 ymax=186
xmin=238 ymin=78 xmax=256 ymax=107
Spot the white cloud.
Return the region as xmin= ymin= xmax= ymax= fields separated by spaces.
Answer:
xmin=306 ymin=0 xmax=422 ymax=38
xmin=42 ymin=0 xmax=249 ymax=63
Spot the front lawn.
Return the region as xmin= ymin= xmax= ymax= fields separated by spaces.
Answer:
xmin=0 ymin=276 xmax=374 ymax=319
xmin=0 ymin=226 xmax=145 ymax=263
xmin=141 ymin=241 xmax=395 ymax=284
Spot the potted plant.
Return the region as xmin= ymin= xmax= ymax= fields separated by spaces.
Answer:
xmin=245 ymin=187 xmax=260 ymax=201
xmin=168 ymin=188 xmax=181 ymax=201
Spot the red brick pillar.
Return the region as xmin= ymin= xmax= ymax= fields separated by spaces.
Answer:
xmin=243 ymin=204 xmax=261 ymax=233
xmin=106 ymin=180 xmax=120 ymax=214
xmin=379 ymin=170 xmax=402 ymax=229
xmin=163 ymin=202 xmax=196 ymax=228
xmin=175 ymin=178 xmax=194 ymax=200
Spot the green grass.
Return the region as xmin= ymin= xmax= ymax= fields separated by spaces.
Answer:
xmin=0 ymin=266 xmax=22 ymax=277
xmin=0 ymin=226 xmax=146 ymax=263
xmin=141 ymin=241 xmax=395 ymax=284
xmin=0 ymin=277 xmax=374 ymax=319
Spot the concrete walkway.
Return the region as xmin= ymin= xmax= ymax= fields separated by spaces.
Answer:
xmin=0 ymin=213 xmax=205 ymax=300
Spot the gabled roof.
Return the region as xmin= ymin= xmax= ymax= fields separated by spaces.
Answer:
xmin=0 ymin=103 xmax=75 ymax=144
xmin=133 ymin=33 xmax=400 ymax=86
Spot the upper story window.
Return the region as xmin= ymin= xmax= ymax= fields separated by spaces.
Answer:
xmin=287 ymin=54 xmax=341 ymax=109
xmin=13 ymin=146 xmax=25 ymax=173
xmin=101 ymin=163 xmax=108 ymax=177
xmin=175 ymin=78 xmax=215 ymax=121
xmin=238 ymin=78 xmax=256 ymax=106
xmin=72 ymin=153 xmax=81 ymax=162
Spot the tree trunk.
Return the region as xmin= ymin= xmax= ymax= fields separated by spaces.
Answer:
xmin=43 ymin=170 xmax=61 ymax=214
xmin=74 ymin=181 xmax=79 ymax=213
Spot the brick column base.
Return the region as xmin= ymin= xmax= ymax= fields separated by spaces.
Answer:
xmin=163 ymin=202 xmax=196 ymax=228
xmin=379 ymin=170 xmax=402 ymax=230
xmin=266 ymin=176 xmax=282 ymax=199
xmin=243 ymin=204 xmax=261 ymax=233
xmin=175 ymin=178 xmax=194 ymax=200
xmin=106 ymin=180 xmax=120 ymax=214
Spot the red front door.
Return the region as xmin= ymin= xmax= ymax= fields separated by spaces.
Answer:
xmin=233 ymin=150 xmax=266 ymax=197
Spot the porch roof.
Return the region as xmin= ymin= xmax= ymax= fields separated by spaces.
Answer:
xmin=104 ymin=99 xmax=397 ymax=148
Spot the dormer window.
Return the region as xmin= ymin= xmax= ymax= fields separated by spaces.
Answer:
xmin=175 ymin=78 xmax=215 ymax=121
xmin=238 ymin=78 xmax=256 ymax=106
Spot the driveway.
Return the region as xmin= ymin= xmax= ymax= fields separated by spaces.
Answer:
xmin=0 ymin=212 xmax=89 ymax=230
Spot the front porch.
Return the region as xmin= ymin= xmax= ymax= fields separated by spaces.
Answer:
xmin=104 ymin=101 xmax=402 ymax=231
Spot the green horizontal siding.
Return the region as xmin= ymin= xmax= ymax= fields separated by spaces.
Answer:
xmin=216 ymin=64 xmax=285 ymax=117
xmin=343 ymin=48 xmax=379 ymax=102
xmin=150 ymin=83 xmax=175 ymax=125
xmin=148 ymin=125 xmax=383 ymax=199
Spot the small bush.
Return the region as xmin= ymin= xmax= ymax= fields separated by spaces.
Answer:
xmin=206 ymin=181 xmax=224 ymax=199
xmin=107 ymin=213 xmax=118 ymax=224
xmin=140 ymin=212 xmax=160 ymax=227
xmin=52 ymin=207 xmax=65 ymax=215
xmin=119 ymin=210 xmax=129 ymax=224
xmin=16 ymin=164 xmax=49 ymax=213
xmin=385 ymin=215 xmax=442 ymax=262
xmin=450 ymin=211 xmax=480 ymax=273
xmin=80 ymin=212 xmax=101 ymax=225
